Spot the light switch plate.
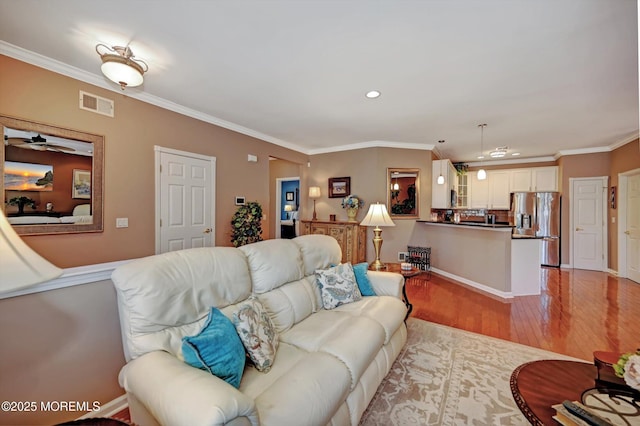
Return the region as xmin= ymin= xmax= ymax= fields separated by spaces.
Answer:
xmin=116 ymin=218 xmax=129 ymax=228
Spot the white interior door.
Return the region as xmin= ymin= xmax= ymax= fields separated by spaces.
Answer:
xmin=571 ymin=177 xmax=606 ymax=271
xmin=626 ymin=172 xmax=640 ymax=283
xmin=155 ymin=147 xmax=216 ymax=253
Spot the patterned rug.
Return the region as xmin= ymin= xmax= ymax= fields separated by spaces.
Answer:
xmin=360 ymin=318 xmax=582 ymax=425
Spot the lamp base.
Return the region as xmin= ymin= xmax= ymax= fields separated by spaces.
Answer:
xmin=370 ymin=259 xmax=387 ymax=271
xmin=312 ymin=200 xmax=318 ymax=221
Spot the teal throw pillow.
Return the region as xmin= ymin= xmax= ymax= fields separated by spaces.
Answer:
xmin=182 ymin=307 xmax=245 ymax=388
xmin=353 ymin=262 xmax=376 ymax=296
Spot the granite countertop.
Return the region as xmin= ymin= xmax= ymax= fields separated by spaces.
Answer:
xmin=417 ymin=220 xmax=513 ymax=229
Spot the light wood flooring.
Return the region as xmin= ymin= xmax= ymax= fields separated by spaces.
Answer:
xmin=406 ymin=267 xmax=640 ymax=361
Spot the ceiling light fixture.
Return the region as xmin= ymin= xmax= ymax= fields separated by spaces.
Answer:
xmin=490 ymin=147 xmax=508 ymax=158
xmin=511 ymin=152 xmax=521 ymax=156
xmin=477 ymin=124 xmax=487 ymax=180
xmin=96 ymin=44 xmax=149 ymax=90
xmin=437 ymin=140 xmax=446 ymax=185
xmin=365 ymin=90 xmax=381 ymax=99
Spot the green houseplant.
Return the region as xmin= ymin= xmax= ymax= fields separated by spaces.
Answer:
xmin=8 ymin=196 xmax=36 ymax=214
xmin=231 ymin=201 xmax=263 ymax=247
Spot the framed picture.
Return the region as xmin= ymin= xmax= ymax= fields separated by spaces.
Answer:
xmin=285 ymin=191 xmax=294 ymax=201
xmin=610 ymin=186 xmax=616 ymax=209
xmin=72 ymin=169 xmax=91 ymax=199
xmin=328 ymin=177 xmax=350 ymax=198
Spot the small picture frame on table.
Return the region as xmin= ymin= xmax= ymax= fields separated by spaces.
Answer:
xmin=328 ymin=177 xmax=350 ymax=198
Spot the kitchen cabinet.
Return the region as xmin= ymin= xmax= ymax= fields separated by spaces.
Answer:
xmin=469 ymin=172 xmax=489 ymax=208
xmin=300 ymin=220 xmax=366 ymax=264
xmin=510 ymin=169 xmax=533 ymax=192
xmin=488 ymin=170 xmax=511 ymax=209
xmin=532 ymin=167 xmax=558 ymax=191
xmin=432 ymin=159 xmax=457 ymax=208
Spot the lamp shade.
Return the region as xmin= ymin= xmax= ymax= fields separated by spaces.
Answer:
xmin=0 ymin=209 xmax=62 ymax=293
xmin=308 ymin=186 xmax=321 ymax=199
xmin=101 ymin=59 xmax=144 ymax=88
xmin=284 ymin=204 xmax=293 ymax=212
xmin=360 ymin=203 xmax=395 ymax=227
xmin=477 ymin=168 xmax=487 ymax=180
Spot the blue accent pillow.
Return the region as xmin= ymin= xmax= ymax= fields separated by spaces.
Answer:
xmin=353 ymin=262 xmax=376 ymax=296
xmin=182 ymin=307 xmax=245 ymax=388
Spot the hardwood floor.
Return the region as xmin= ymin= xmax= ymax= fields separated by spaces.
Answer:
xmin=406 ymin=267 xmax=640 ymax=361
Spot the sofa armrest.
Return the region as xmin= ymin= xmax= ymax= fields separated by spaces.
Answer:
xmin=367 ymin=271 xmax=403 ymax=299
xmin=119 ymin=351 xmax=259 ymax=426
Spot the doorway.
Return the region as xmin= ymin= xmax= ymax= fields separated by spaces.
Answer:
xmin=618 ymin=168 xmax=640 ymax=283
xmin=155 ymin=146 xmax=216 ymax=253
xmin=570 ymin=177 xmax=608 ymax=271
xmin=275 ymin=177 xmax=300 ymax=239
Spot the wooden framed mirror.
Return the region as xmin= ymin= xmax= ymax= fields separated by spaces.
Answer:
xmin=1 ymin=115 xmax=104 ymax=235
xmin=387 ymin=168 xmax=419 ymax=219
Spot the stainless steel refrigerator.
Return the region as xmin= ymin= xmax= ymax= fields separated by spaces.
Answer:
xmin=511 ymin=192 xmax=561 ymax=267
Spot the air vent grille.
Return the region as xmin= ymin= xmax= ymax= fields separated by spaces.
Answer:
xmin=79 ymin=90 xmax=114 ymax=117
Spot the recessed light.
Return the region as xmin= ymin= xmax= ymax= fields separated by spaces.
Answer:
xmin=511 ymin=152 xmax=521 ymax=156
xmin=365 ymin=90 xmax=381 ymax=99
xmin=477 ymin=155 xmax=485 ymax=159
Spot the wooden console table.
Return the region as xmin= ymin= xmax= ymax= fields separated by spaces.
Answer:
xmin=301 ymin=220 xmax=366 ymax=264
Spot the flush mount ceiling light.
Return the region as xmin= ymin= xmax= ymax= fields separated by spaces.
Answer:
xmin=96 ymin=44 xmax=149 ymax=90
xmin=490 ymin=146 xmax=508 ymax=158
xmin=365 ymin=90 xmax=381 ymax=99
xmin=477 ymin=124 xmax=487 ymax=180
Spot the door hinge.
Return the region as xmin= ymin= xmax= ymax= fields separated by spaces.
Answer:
xmin=159 ymin=164 xmax=162 ymax=173
xmin=160 ymin=218 xmax=162 ymax=227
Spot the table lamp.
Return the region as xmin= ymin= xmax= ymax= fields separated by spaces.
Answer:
xmin=309 ymin=187 xmax=321 ymax=221
xmin=284 ymin=204 xmax=293 ymax=219
xmin=0 ymin=209 xmax=62 ymax=293
xmin=360 ymin=202 xmax=395 ymax=270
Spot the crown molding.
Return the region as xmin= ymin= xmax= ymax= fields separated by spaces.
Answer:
xmin=308 ymin=140 xmax=434 ymax=155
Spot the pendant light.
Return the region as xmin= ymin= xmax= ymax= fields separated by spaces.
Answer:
xmin=477 ymin=124 xmax=487 ymax=180
xmin=437 ymin=140 xmax=445 ymax=185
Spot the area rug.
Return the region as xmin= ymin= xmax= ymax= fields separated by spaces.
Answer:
xmin=360 ymin=318 xmax=583 ymax=425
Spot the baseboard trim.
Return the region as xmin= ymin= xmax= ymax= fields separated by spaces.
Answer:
xmin=0 ymin=259 xmax=131 ymax=300
xmin=77 ymin=394 xmax=128 ymax=420
xmin=431 ymin=267 xmax=513 ymax=300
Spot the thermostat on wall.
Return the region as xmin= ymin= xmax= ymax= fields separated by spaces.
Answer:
xmin=235 ymin=196 xmax=246 ymax=205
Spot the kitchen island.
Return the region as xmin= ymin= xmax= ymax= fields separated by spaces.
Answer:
xmin=413 ymin=221 xmax=541 ymax=298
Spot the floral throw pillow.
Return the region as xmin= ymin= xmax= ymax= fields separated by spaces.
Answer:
xmin=233 ymin=297 xmax=279 ymax=373
xmin=315 ymin=263 xmax=363 ymax=309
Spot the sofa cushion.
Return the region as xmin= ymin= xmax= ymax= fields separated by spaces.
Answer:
xmin=182 ymin=307 xmax=246 ymax=388
xmin=333 ymin=296 xmax=407 ymax=345
xmin=257 ymin=277 xmax=319 ymax=334
xmin=240 ymin=239 xmax=304 ymax=294
xmin=352 ymin=262 xmax=376 ymax=296
xmin=233 ymin=297 xmax=279 ymax=372
xmin=293 ymin=234 xmax=342 ymax=276
xmin=315 ymin=263 xmax=362 ymax=309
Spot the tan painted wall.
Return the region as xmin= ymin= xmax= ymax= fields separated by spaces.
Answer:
xmin=0 ymin=281 xmax=124 ymax=426
xmin=1 ymin=55 xmax=308 ymax=267
xmin=308 ymin=147 xmax=432 ymax=263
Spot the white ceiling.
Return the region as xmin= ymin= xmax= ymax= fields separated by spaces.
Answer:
xmin=0 ymin=0 xmax=638 ymax=164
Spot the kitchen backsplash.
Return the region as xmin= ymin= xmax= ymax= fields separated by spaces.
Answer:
xmin=430 ymin=208 xmax=512 ymax=224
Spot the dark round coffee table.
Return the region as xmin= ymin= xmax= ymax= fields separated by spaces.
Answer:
xmin=510 ymin=359 xmax=596 ymax=425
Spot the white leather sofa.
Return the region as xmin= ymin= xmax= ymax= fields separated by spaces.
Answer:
xmin=111 ymin=234 xmax=408 ymax=426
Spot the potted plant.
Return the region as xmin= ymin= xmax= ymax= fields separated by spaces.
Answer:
xmin=8 ymin=196 xmax=36 ymax=214
xmin=341 ymin=195 xmax=365 ymax=222
xmin=231 ymin=201 xmax=263 ymax=247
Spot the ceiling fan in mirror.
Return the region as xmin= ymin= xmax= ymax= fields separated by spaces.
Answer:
xmin=4 ymin=133 xmax=75 ymax=153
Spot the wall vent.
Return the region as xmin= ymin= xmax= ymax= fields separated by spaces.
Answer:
xmin=79 ymin=90 xmax=114 ymax=117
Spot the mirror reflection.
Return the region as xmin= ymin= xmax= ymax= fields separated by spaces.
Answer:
xmin=387 ymin=168 xmax=419 ymax=219
xmin=1 ymin=115 xmax=104 ymax=235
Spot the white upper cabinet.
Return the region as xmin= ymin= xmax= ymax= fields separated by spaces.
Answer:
xmin=532 ymin=167 xmax=559 ymax=191
xmin=510 ymin=169 xmax=533 ymax=192
xmin=469 ymin=171 xmax=489 ymax=208
xmin=488 ymin=170 xmax=511 ymax=209
xmin=432 ymin=159 xmax=457 ymax=208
